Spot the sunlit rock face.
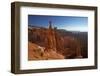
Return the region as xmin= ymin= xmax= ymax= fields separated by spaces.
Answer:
xmin=28 ymin=21 xmax=86 ymax=60
xmin=28 ymin=42 xmax=64 ymax=60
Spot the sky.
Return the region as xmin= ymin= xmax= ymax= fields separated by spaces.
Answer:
xmin=28 ymin=15 xmax=88 ymax=32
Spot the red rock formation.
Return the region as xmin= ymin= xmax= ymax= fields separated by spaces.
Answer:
xmin=28 ymin=21 xmax=83 ymax=60
xmin=63 ymin=37 xmax=82 ymax=58
xmin=54 ymin=27 xmax=65 ymax=54
xmin=44 ymin=21 xmax=57 ymax=51
xmin=44 ymin=21 xmax=82 ymax=58
xmin=28 ymin=41 xmax=64 ymax=60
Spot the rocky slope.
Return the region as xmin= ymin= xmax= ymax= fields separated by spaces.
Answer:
xmin=28 ymin=42 xmax=64 ymax=60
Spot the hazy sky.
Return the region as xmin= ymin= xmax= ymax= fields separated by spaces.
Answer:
xmin=28 ymin=15 xmax=88 ymax=32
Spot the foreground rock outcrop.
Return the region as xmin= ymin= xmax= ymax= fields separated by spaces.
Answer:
xmin=28 ymin=42 xmax=64 ymax=60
